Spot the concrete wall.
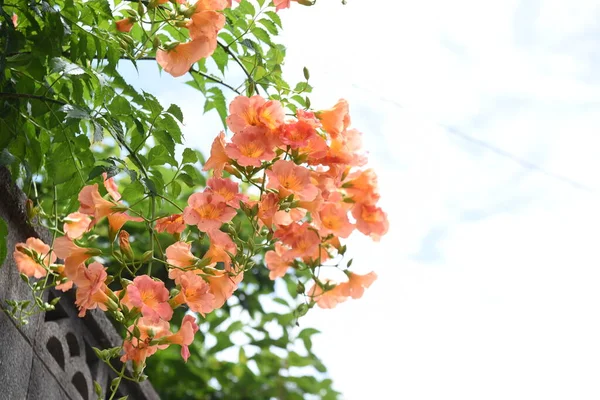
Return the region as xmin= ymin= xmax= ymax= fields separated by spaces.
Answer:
xmin=0 ymin=168 xmax=159 ymax=400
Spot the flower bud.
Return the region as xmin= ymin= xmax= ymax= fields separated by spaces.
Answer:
xmin=118 ymin=231 xmax=134 ymax=260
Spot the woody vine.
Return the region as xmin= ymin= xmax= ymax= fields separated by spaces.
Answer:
xmin=0 ymin=0 xmax=388 ymax=398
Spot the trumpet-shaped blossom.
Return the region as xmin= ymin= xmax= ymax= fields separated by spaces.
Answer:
xmin=115 ymin=17 xmax=135 ymax=33
xmin=256 ymin=192 xmax=279 ymax=229
xmin=14 ymin=237 xmax=55 ymax=279
xmin=205 ymin=229 xmax=237 ymax=264
xmin=318 ymin=202 xmax=354 ymax=238
xmin=267 ymin=160 xmax=318 ymax=201
xmin=63 ymin=212 xmax=92 ymax=240
xmin=205 ymin=268 xmax=244 ymax=309
xmin=206 ymin=177 xmax=247 ymax=209
xmin=187 ymin=10 xmax=224 ymax=42
xmin=171 ymin=272 xmax=214 ymax=316
xmin=203 ymin=131 xmax=229 ymax=177
xmin=344 ymin=169 xmax=380 ymax=205
xmin=156 ymin=40 xmax=214 ymax=78
xmin=102 ymin=172 xmax=122 ymax=201
xmin=53 ymin=236 xmax=97 ymax=270
xmin=121 ymin=317 xmax=170 ymax=366
xmin=124 ymin=275 xmax=173 ymax=322
xmin=265 ymin=242 xmax=290 ymax=280
xmin=226 ymin=95 xmax=284 ymax=134
xmin=317 ymin=99 xmax=351 ymax=138
xmin=166 ymin=241 xmax=197 ymax=270
xmin=155 ymin=214 xmax=185 ymax=234
xmin=54 ymin=264 xmax=74 ymax=292
xmin=73 ymin=262 xmax=111 ymax=317
xmin=225 ymin=126 xmax=276 ymax=167
xmin=183 ymin=192 xmax=236 ymax=232
xmin=352 ymin=203 xmax=389 ymax=241
xmin=307 ymin=281 xmax=347 ymax=309
xmin=338 ymin=271 xmax=377 ymax=299
xmin=165 ymin=314 xmax=199 ymax=362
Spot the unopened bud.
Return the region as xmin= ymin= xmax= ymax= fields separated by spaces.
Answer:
xmin=118 ymin=231 xmax=134 ymax=260
xmin=141 ymin=250 xmax=153 ymax=263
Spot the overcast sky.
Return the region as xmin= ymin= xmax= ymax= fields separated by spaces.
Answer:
xmin=122 ymin=1 xmax=600 ymax=398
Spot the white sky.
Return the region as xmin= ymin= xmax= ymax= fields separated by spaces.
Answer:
xmin=122 ymin=0 xmax=600 ymax=398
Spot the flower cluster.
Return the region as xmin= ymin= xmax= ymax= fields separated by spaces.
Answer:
xmin=12 ymin=95 xmax=387 ymax=378
xmin=114 ymin=0 xmax=310 ymax=78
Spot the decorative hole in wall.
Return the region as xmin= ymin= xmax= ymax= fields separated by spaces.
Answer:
xmin=46 ymin=336 xmax=65 ymax=370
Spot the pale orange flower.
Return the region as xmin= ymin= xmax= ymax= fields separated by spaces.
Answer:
xmin=318 ymin=202 xmax=354 ymax=238
xmin=166 ymin=241 xmax=197 ymax=269
xmin=187 ymin=10 xmax=224 ymax=42
xmin=120 ymin=317 xmax=170 ymax=367
xmin=115 ymin=17 xmax=135 ymax=33
xmin=264 ymin=242 xmax=290 ymax=280
xmin=274 ymin=0 xmax=298 ymax=11
xmin=73 ymin=262 xmax=111 ymax=317
xmin=344 ymin=169 xmax=380 ymax=205
xmin=107 ymin=212 xmax=143 ymax=240
xmin=124 ymin=275 xmax=173 ymax=322
xmin=155 ymin=213 xmax=185 ymax=234
xmin=274 ymin=222 xmax=320 ymax=261
xmin=156 ymin=40 xmax=214 ymax=78
xmin=54 ymin=264 xmax=74 ymax=292
xmin=13 ymin=237 xmax=55 ymax=279
xmin=53 ymin=236 xmax=97 ymax=271
xmin=338 ymin=271 xmax=377 ymax=299
xmin=183 ymin=192 xmax=236 ymax=232
xmin=195 ymin=0 xmax=230 ymax=11
xmin=351 ymin=203 xmax=389 ymax=241
xmin=256 ymin=192 xmax=279 ymax=229
xmin=78 ymin=184 xmax=118 ymax=221
xmin=205 ymin=268 xmax=243 ymax=309
xmin=206 ymin=177 xmax=247 ymax=209
xmin=266 ymin=160 xmax=318 ymax=201
xmin=297 ymin=134 xmax=328 ymax=162
xmin=164 ymin=314 xmax=199 ymax=362
xmin=11 ymin=13 xmax=17 ymax=28
xmin=226 ymin=95 xmax=284 ymax=134
xmin=307 ymin=281 xmax=347 ymax=309
xmin=102 ymin=172 xmax=122 ymax=201
xmin=225 ymin=126 xmax=276 ymax=167
xmin=321 ymin=128 xmax=366 ymax=168
xmin=63 ymin=212 xmax=92 ymax=240
xmin=203 ymin=131 xmax=230 ymax=177
xmin=205 ymin=229 xmax=236 ymax=264
xmin=317 ymin=99 xmax=351 ymax=138
xmin=170 ymin=272 xmax=214 ymax=316
xmin=280 ymin=113 xmax=320 ymax=149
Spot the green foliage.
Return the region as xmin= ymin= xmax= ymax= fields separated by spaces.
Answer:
xmin=0 ymin=0 xmax=340 ymax=398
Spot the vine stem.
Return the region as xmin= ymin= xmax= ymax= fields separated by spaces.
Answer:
xmin=0 ymin=92 xmax=66 ymax=105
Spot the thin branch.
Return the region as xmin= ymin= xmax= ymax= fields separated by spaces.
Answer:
xmin=0 ymin=92 xmax=66 ymax=105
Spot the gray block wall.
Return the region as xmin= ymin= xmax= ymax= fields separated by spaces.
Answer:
xmin=0 ymin=168 xmax=159 ymax=400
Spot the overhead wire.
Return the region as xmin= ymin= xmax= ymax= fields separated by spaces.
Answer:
xmin=350 ymin=82 xmax=597 ymax=195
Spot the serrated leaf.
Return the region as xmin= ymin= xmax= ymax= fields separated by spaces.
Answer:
xmin=59 ymin=104 xmax=90 ymax=120
xmin=122 ymin=180 xmax=145 ymax=203
xmin=50 ymin=57 xmax=85 ymax=75
xmin=166 ymin=104 xmax=184 ymax=123
xmin=93 ymin=121 xmax=104 ymax=142
xmin=182 ymin=148 xmax=198 ymax=164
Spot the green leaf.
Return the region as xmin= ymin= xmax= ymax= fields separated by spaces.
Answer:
xmin=50 ymin=57 xmax=85 ymax=75
xmin=147 ymin=146 xmax=176 ymax=166
xmin=166 ymin=104 xmax=184 ymax=123
xmin=0 ymin=217 xmax=8 ymax=267
xmin=121 ymin=180 xmax=145 ymax=203
xmin=182 ymin=148 xmax=198 ymax=165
